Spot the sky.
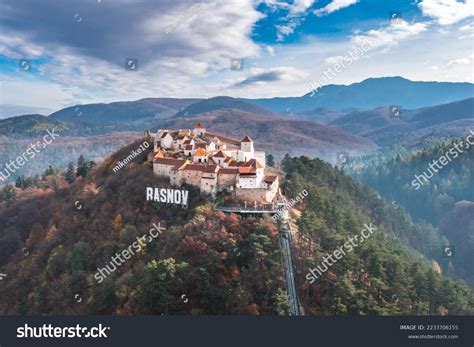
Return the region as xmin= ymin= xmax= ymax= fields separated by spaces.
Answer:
xmin=0 ymin=0 xmax=473 ymax=115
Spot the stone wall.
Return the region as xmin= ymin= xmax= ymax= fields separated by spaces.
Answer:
xmin=217 ymin=173 xmax=237 ymax=191
xmin=181 ymin=170 xmax=202 ymax=187
xmin=153 ymin=163 xmax=173 ymax=177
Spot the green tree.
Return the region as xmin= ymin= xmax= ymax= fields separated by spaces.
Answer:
xmin=0 ymin=185 xmax=16 ymax=202
xmin=266 ymin=153 xmax=275 ymax=167
xmin=64 ymin=162 xmax=75 ymax=183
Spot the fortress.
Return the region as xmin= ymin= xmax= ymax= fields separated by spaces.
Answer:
xmin=149 ymin=124 xmax=279 ymax=203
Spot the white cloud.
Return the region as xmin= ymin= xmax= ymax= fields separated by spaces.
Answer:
xmin=0 ymin=0 xmax=265 ymax=109
xmin=418 ymin=0 xmax=474 ymax=25
xmin=325 ymin=55 xmax=345 ymax=65
xmin=458 ymin=21 xmax=474 ymax=38
xmin=289 ymin=0 xmax=317 ymax=15
xmin=266 ymin=46 xmax=276 ymax=56
xmin=314 ymin=0 xmax=359 ymax=16
xmin=273 ymin=0 xmax=317 ymax=41
xmin=351 ymin=21 xmax=428 ymax=51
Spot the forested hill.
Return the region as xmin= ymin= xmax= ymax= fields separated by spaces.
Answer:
xmin=0 ymin=141 xmax=472 ymax=315
xmin=280 ymin=155 xmax=473 ymax=315
xmin=349 ymin=138 xmax=473 ymax=225
xmin=0 ymin=138 xmax=289 ymax=315
xmin=347 ymin=139 xmax=473 ymax=289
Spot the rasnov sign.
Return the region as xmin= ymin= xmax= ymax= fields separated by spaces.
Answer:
xmin=146 ymin=187 xmax=189 ymax=207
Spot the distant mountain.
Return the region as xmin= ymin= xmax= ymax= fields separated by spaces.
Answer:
xmin=408 ymin=97 xmax=474 ymax=129
xmin=175 ymin=96 xmax=275 ymax=117
xmin=0 ymin=114 xmax=71 ymax=137
xmin=0 ymin=104 xmax=54 ymax=119
xmin=50 ymin=98 xmax=202 ymax=125
xmin=329 ymin=98 xmax=473 ymax=147
xmin=286 ymin=107 xmax=345 ymax=124
xmin=0 ymin=114 xmax=140 ymax=137
xmin=247 ymin=77 xmax=474 ymax=112
xmin=159 ymin=109 xmax=377 ymax=161
xmin=329 ymin=107 xmax=408 ymax=136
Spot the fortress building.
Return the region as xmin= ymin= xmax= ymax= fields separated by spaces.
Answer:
xmin=150 ymin=124 xmax=279 ymax=203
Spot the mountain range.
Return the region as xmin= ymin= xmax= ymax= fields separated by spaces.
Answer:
xmin=247 ymin=77 xmax=474 ymax=112
xmin=0 ymin=77 xmax=472 ymax=183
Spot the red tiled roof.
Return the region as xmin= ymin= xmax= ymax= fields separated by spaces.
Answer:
xmin=241 ymin=135 xmax=252 ymax=142
xmin=213 ymin=150 xmax=227 ymax=158
xmin=154 ymin=157 xmax=187 ymax=169
xmin=195 ymin=123 xmax=205 ymax=129
xmin=154 ymin=157 xmax=182 ymax=165
xmin=203 ymin=165 xmax=218 ymax=173
xmin=184 ymin=144 xmax=193 ymax=150
xmin=238 ymin=167 xmax=256 ymax=174
xmin=195 ymin=143 xmax=207 ymax=149
xmin=183 ymin=164 xmax=205 ymax=172
xmin=245 ymin=158 xmax=263 ymax=169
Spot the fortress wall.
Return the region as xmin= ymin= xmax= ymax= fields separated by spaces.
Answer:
xmin=201 ymin=177 xmax=218 ymax=194
xmin=236 ymin=187 xmax=274 ymax=203
xmin=153 ymin=163 xmax=173 ymax=177
xmin=181 ymin=170 xmax=202 ymax=187
xmin=218 ymin=174 xmax=237 ymax=191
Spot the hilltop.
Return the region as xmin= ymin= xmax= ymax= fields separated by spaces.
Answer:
xmin=0 ymin=139 xmax=472 ymax=315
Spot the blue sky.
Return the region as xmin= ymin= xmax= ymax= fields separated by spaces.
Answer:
xmin=0 ymin=0 xmax=473 ymax=116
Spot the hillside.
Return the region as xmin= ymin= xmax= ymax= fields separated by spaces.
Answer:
xmin=0 ymin=114 xmax=72 ymax=137
xmin=0 ymin=141 xmax=472 ymax=315
xmin=348 ymin=140 xmax=473 ymax=288
xmin=439 ymin=201 xmax=474 ymax=287
xmin=160 ymin=109 xmax=378 ymax=161
xmin=0 ymin=131 xmax=141 ymax=185
xmin=0 ymin=139 xmax=289 ymax=315
xmin=49 ymin=98 xmax=202 ymax=126
xmin=408 ymin=97 xmax=474 ymax=129
xmin=248 ymin=77 xmax=474 ymax=112
xmin=349 ymin=139 xmax=473 ymax=225
xmin=175 ymin=96 xmax=274 ymax=117
xmin=280 ymin=156 xmax=473 ymax=314
xmin=289 ymin=108 xmax=345 ymax=124
xmin=329 ymin=98 xmax=473 ymax=147
xmin=329 ymin=107 xmax=408 ymax=136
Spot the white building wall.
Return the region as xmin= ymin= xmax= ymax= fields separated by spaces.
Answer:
xmin=254 ymin=151 xmax=266 ymax=168
xmin=160 ymin=134 xmax=173 ymax=149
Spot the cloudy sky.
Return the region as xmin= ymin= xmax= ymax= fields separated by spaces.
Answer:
xmin=0 ymin=0 xmax=473 ymax=115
